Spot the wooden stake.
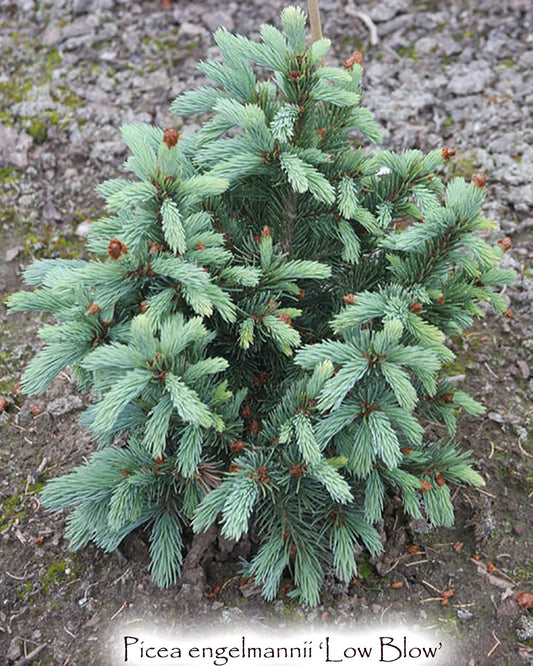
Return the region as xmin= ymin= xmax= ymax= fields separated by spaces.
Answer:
xmin=308 ymin=0 xmax=323 ymax=43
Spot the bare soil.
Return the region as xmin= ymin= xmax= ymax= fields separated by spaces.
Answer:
xmin=0 ymin=0 xmax=531 ymax=664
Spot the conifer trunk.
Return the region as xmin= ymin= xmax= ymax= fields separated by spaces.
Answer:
xmin=308 ymin=0 xmax=322 ymax=42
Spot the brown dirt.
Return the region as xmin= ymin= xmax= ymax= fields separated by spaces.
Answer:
xmin=0 ymin=0 xmax=532 ymax=664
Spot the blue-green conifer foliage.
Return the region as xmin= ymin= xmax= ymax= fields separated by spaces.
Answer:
xmin=9 ymin=7 xmax=514 ymax=604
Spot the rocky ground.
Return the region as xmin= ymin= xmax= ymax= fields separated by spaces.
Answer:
xmin=0 ymin=0 xmax=532 ymax=664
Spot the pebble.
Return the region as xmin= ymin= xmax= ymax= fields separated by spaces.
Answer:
xmin=47 ymin=395 xmax=84 ymax=417
xmin=457 ymin=608 xmax=474 ymax=621
xmin=5 ymin=246 xmax=23 ymax=262
xmin=414 ymin=37 xmax=437 ymax=56
xmin=368 ymin=0 xmax=410 ymax=23
xmin=0 ymin=125 xmax=33 ymax=169
xmin=447 ymin=62 xmax=495 ymax=95
xmin=516 ymin=615 xmax=533 ymax=641
xmin=42 ymin=201 xmax=61 ymax=221
xmin=6 ymin=637 xmax=21 ymax=662
xmin=204 ymin=11 xmax=234 ymax=33
xmin=75 ymin=219 xmax=91 ymax=237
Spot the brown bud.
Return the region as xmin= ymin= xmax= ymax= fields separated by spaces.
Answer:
xmin=154 ymin=455 xmax=166 ymax=465
xmin=230 ymin=439 xmax=246 ymax=454
xmin=298 ymin=288 xmax=305 ymax=300
xmin=140 ymin=300 xmax=149 ymax=313
xmin=107 ymin=238 xmax=128 ymax=259
xmin=277 ymin=313 xmax=292 ymax=326
xmin=148 ymin=241 xmax=163 ymax=256
xmin=163 ymin=128 xmax=181 ymax=148
xmin=253 ymin=370 xmax=269 ymax=388
xmin=420 ymin=478 xmax=432 ymax=492
xmin=261 ymin=225 xmax=273 ymax=238
xmin=195 ymin=241 xmax=206 ymax=250
xmin=295 ymin=406 xmax=311 ymax=417
xmin=290 ymin=463 xmax=303 ymax=477
xmin=121 ymin=469 xmax=131 ymax=477
xmin=229 ymin=463 xmax=241 ymax=473
xmin=441 ymin=146 xmax=456 ymax=161
xmin=247 ymin=419 xmax=262 ymax=435
xmin=435 ymin=472 xmax=446 ymax=487
xmin=471 ymin=173 xmax=487 ymax=189
xmin=30 ymin=405 xmax=42 ymax=416
xmin=409 ymin=302 xmax=423 ymax=313
xmin=290 ymin=70 xmax=301 ymax=81
xmin=401 ymin=447 xmax=414 ymax=454
xmin=441 ymin=392 xmax=455 ymax=403
xmin=343 ymin=293 xmax=357 ymax=305
xmin=317 ymin=127 xmax=327 ymax=137
xmin=343 ymin=51 xmax=363 ymax=70
xmin=241 ymin=404 xmax=252 ymax=419
xmin=87 ymin=302 xmax=100 ymax=315
xmin=289 ymin=545 xmax=297 ymax=557
xmin=407 ymin=544 xmax=421 ymax=554
xmin=504 ymin=308 xmax=514 ymax=319
xmin=256 ymin=465 xmax=269 ymax=484
xmin=497 ymin=237 xmax=512 ymax=252
xmin=0 ymin=396 xmax=7 ymax=413
xmin=437 ymin=295 xmax=445 ymax=305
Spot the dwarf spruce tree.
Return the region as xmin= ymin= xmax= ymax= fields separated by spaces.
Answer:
xmin=9 ymin=7 xmax=514 ymax=604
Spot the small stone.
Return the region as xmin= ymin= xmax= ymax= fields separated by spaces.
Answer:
xmin=5 ymin=246 xmax=23 ymax=262
xmin=447 ymin=62 xmax=494 ymax=96
xmin=497 ymin=596 xmax=519 ymax=623
xmin=73 ymin=0 xmax=93 ymax=14
xmin=41 ymin=25 xmax=62 ymax=46
xmin=99 ymin=50 xmax=118 ymax=61
xmin=47 ymin=395 xmax=84 ymax=417
xmin=516 ymin=615 xmax=533 ymax=641
xmin=409 ymin=518 xmax=433 ymax=535
xmin=457 ymin=608 xmax=474 ymax=621
xmin=368 ymin=0 xmax=410 ymax=22
xmin=6 ymin=637 xmax=21 ymax=661
xmin=518 ymin=50 xmax=533 ymax=70
xmin=516 ymin=360 xmax=530 ymax=379
xmin=75 ymin=219 xmax=91 ymax=237
xmin=488 ymin=411 xmax=504 ymax=423
xmin=90 ymin=140 xmax=127 ymax=163
xmin=42 ymin=201 xmax=61 ymax=221
xmin=203 ymin=11 xmax=234 ymax=33
xmin=221 ymin=607 xmax=244 ymax=624
xmin=0 ymin=125 xmax=33 ymax=169
xmin=415 ymin=37 xmax=437 ymax=56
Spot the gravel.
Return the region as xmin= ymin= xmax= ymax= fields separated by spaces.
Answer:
xmin=0 ymin=2 xmax=531 ymax=664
